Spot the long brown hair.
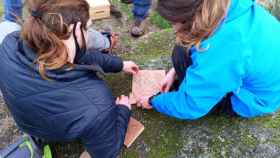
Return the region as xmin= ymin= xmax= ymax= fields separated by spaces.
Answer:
xmin=157 ymin=0 xmax=230 ymax=50
xmin=21 ymin=0 xmax=90 ymax=79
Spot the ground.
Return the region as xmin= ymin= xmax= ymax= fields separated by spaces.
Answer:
xmin=1 ymin=1 xmax=280 ymax=158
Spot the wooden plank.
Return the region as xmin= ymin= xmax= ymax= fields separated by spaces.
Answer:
xmin=129 ymin=70 xmax=166 ymax=105
xmin=87 ymin=0 xmax=111 ymax=20
xmin=124 ymin=117 xmax=145 ymax=148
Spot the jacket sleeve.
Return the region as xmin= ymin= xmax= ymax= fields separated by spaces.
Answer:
xmin=76 ymin=52 xmax=123 ymax=73
xmin=87 ymin=29 xmax=111 ymax=51
xmin=82 ymin=105 xmax=131 ymax=158
xmin=151 ymin=46 xmax=247 ymax=120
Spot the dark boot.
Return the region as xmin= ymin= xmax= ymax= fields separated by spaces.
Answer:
xmin=130 ymin=19 xmax=145 ymax=37
xmin=110 ymin=4 xmax=122 ymax=18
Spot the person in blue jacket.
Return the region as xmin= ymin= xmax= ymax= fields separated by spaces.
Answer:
xmin=139 ymin=0 xmax=280 ymax=119
xmin=0 ymin=0 xmax=139 ymax=157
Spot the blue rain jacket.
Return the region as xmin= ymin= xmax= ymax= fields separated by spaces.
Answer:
xmin=151 ymin=0 xmax=280 ymax=119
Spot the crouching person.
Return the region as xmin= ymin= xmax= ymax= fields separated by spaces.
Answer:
xmin=140 ymin=0 xmax=280 ymax=119
xmin=0 ymin=0 xmax=139 ymax=157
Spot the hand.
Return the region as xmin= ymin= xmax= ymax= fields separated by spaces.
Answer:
xmin=137 ymin=96 xmax=153 ymax=110
xmin=116 ymin=95 xmax=131 ymax=110
xmin=123 ymin=61 xmax=139 ymax=75
xmin=110 ymin=32 xmax=119 ymax=49
xmin=160 ymin=68 xmax=176 ymax=93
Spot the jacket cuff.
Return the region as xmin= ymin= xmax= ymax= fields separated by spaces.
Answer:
xmin=117 ymin=104 xmax=131 ymax=116
xmin=112 ymin=56 xmax=124 ymax=73
xmin=149 ymin=92 xmax=161 ymax=107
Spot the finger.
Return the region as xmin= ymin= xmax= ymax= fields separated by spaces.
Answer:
xmin=161 ymin=84 xmax=166 ymax=92
xmin=123 ymin=96 xmax=129 ymax=102
xmin=133 ymin=66 xmax=139 ymax=73
xmin=116 ymin=97 xmax=120 ymax=104
xmin=165 ymin=84 xmax=172 ymax=92
xmin=137 ymin=102 xmax=141 ymax=108
xmin=131 ymin=70 xmax=137 ymax=75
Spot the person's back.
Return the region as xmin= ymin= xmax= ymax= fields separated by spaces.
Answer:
xmin=0 ymin=32 xmax=120 ymax=139
xmin=227 ymin=0 xmax=280 ymax=116
xmin=140 ymin=0 xmax=280 ymax=119
xmin=0 ymin=0 xmax=137 ymax=157
xmin=185 ymin=0 xmax=280 ymax=117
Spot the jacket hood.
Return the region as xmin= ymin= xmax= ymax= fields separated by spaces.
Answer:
xmin=226 ymin=0 xmax=255 ymax=23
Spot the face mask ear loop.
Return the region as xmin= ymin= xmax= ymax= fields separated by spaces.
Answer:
xmin=79 ymin=23 xmax=87 ymax=54
xmin=73 ymin=23 xmax=84 ymax=63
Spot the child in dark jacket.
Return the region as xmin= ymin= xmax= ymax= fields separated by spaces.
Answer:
xmin=140 ymin=0 xmax=280 ymax=119
xmin=0 ymin=0 xmax=139 ymax=157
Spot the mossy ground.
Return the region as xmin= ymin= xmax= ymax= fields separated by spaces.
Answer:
xmin=1 ymin=1 xmax=280 ymax=158
xmin=0 ymin=5 xmax=3 ymax=16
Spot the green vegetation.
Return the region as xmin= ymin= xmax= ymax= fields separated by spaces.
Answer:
xmin=0 ymin=2 xmax=3 ymax=17
xmin=121 ymin=29 xmax=174 ymax=65
xmin=271 ymin=0 xmax=280 ymax=20
xmin=111 ymin=0 xmax=133 ymax=21
xmin=149 ymin=11 xmax=171 ymax=29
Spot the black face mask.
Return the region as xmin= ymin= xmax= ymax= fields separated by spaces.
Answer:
xmin=73 ymin=23 xmax=87 ymax=63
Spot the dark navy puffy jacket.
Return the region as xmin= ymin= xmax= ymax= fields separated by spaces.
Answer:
xmin=0 ymin=32 xmax=131 ymax=158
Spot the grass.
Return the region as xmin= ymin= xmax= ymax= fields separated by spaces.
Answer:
xmin=149 ymin=11 xmax=171 ymax=29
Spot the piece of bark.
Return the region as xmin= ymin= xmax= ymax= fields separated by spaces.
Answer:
xmin=124 ymin=117 xmax=145 ymax=148
xmin=129 ymin=70 xmax=166 ymax=104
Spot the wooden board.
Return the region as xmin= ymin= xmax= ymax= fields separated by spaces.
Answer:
xmin=124 ymin=117 xmax=145 ymax=148
xmin=129 ymin=70 xmax=166 ymax=105
xmin=87 ymin=0 xmax=111 ymax=20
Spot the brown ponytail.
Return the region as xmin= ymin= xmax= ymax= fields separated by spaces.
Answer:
xmin=21 ymin=0 xmax=90 ymax=79
xmin=157 ymin=0 xmax=230 ymax=50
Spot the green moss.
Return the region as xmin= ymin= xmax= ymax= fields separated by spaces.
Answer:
xmin=149 ymin=11 xmax=171 ymax=29
xmin=240 ymin=133 xmax=258 ymax=148
xmin=247 ymin=113 xmax=280 ymax=129
xmin=119 ymin=110 xmax=184 ymax=158
xmin=122 ymin=29 xmax=175 ymax=65
xmin=120 ymin=34 xmax=133 ymax=47
xmin=0 ymin=3 xmax=3 ymax=17
xmin=112 ymin=0 xmax=133 ymax=21
xmin=271 ymin=130 xmax=280 ymax=146
xmin=105 ymin=73 xmax=132 ymax=96
xmin=271 ymin=0 xmax=280 ymax=20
